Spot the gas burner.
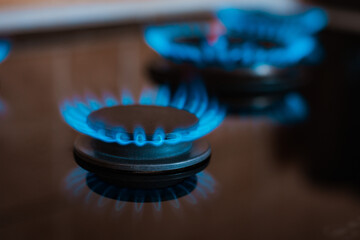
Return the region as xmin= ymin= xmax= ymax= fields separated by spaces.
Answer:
xmin=0 ymin=40 xmax=10 ymax=63
xmin=60 ymin=85 xmax=225 ymax=188
xmin=65 ymin=167 xmax=216 ymax=212
xmin=145 ymin=8 xmax=326 ymax=69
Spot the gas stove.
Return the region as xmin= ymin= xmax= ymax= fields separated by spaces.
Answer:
xmin=1 ymin=4 xmax=360 ymax=240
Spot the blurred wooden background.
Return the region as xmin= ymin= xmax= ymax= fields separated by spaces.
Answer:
xmin=0 ymin=0 xmax=299 ymax=35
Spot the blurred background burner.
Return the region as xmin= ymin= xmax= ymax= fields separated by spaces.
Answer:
xmin=145 ymin=8 xmax=326 ymax=68
xmin=145 ymin=8 xmax=326 ymax=120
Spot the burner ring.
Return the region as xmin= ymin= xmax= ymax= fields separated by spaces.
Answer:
xmin=74 ymin=135 xmax=211 ymax=172
xmin=74 ymin=136 xmax=211 ymax=188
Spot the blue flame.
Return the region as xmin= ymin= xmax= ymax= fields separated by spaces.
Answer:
xmin=145 ymin=23 xmax=211 ymax=66
xmin=60 ymin=84 xmax=225 ymax=146
xmin=0 ymin=40 xmax=10 ymax=63
xmin=65 ymin=167 xmax=216 ymax=213
xmin=0 ymin=41 xmax=10 ymax=115
xmin=145 ymin=25 xmax=316 ymax=68
xmin=217 ymin=8 xmax=327 ymax=36
xmin=0 ymin=98 xmax=7 ymax=114
xmin=145 ymin=8 xmax=326 ymax=68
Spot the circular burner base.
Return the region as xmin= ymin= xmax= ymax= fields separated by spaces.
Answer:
xmin=73 ymin=135 xmax=211 ymax=188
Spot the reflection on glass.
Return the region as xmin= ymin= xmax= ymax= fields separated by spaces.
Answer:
xmin=237 ymin=93 xmax=308 ymax=124
xmin=65 ymin=167 xmax=216 ymax=213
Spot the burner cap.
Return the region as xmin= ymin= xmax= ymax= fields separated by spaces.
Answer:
xmin=87 ymin=105 xmax=198 ymax=137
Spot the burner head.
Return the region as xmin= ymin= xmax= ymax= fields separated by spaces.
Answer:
xmin=74 ymin=105 xmax=211 ymax=188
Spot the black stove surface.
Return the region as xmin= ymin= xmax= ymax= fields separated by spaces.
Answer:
xmin=1 ymin=23 xmax=360 ymax=240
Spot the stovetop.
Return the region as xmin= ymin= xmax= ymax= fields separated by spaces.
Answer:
xmin=1 ymin=24 xmax=360 ymax=240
